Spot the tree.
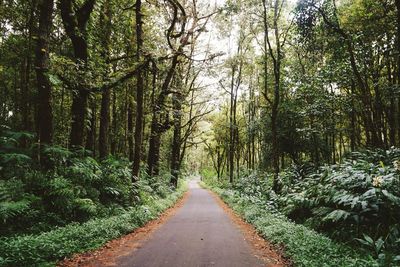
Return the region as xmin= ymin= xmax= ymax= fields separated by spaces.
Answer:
xmin=59 ymin=0 xmax=95 ymax=148
xmin=98 ymin=0 xmax=112 ymax=159
xmin=35 ymin=0 xmax=54 ymax=149
xmin=132 ymin=0 xmax=145 ymax=179
xmin=261 ymin=0 xmax=290 ymax=192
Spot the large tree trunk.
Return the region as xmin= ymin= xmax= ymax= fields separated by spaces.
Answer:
xmin=110 ymin=90 xmax=117 ymax=154
xmin=60 ymin=0 xmax=95 ymax=148
xmin=99 ymin=0 xmax=112 ymax=159
xmin=170 ymin=91 xmax=183 ymax=188
xmin=147 ymin=115 xmax=161 ymax=176
xmin=132 ymin=0 xmax=144 ymax=179
xmin=127 ymin=98 xmax=134 ymax=161
xmin=147 ymin=54 xmax=179 ymax=176
xmin=35 ymin=0 xmax=54 ymax=147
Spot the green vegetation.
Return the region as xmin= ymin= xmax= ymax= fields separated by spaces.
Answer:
xmin=204 ymin=148 xmax=400 ymax=266
xmin=207 ymin=184 xmax=377 ymax=267
xmin=2 ymin=0 xmax=207 ymax=263
xmin=0 ymin=182 xmax=186 ymax=267
xmin=0 ymin=127 xmax=179 ymax=236
xmin=0 ymin=127 xmax=187 ymax=266
xmin=198 ymin=0 xmax=400 ymax=265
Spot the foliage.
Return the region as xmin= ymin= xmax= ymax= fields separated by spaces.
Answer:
xmin=200 ymin=168 xmax=228 ymax=188
xmin=0 ymin=181 xmax=187 ymax=267
xmin=0 ymin=129 xmax=178 ymax=236
xmin=204 ymin=148 xmax=400 ymax=266
xmin=205 ymin=184 xmax=378 ymax=267
xmin=277 ymin=148 xmax=400 ymax=260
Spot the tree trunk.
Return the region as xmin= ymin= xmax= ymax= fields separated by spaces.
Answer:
xmin=21 ymin=1 xmax=37 ymax=135
xmin=147 ymin=118 xmax=162 ymax=176
xmin=60 ymin=0 xmax=95 ymax=148
xmin=147 ymin=54 xmax=179 ymax=176
xmin=170 ymin=91 xmax=183 ymax=188
xmin=111 ymin=90 xmax=117 ymax=154
xmin=35 ymin=0 xmax=54 ymax=147
xmin=69 ymin=90 xmax=89 ymax=147
xmin=99 ymin=0 xmax=112 ymax=159
xmin=229 ymin=65 xmax=236 ymax=184
xmin=132 ymin=0 xmax=144 ymax=179
xmin=350 ymin=80 xmax=356 ymax=151
xmin=262 ymin=0 xmax=282 ymax=192
xmin=395 ymin=0 xmax=400 ymax=145
xmin=127 ymin=97 xmax=134 ymax=161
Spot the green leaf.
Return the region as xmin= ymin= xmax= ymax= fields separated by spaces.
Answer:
xmin=363 ymin=234 xmax=374 ymax=245
xmin=323 ymin=209 xmax=351 ymax=222
xmin=374 ymin=237 xmax=384 ymax=253
xmin=381 ymin=190 xmax=400 ymax=205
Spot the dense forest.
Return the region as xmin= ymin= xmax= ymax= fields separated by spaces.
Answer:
xmin=1 ymin=0 xmax=400 ymax=266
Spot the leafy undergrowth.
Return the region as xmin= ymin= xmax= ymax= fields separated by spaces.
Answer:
xmin=203 ymin=148 xmax=400 ymax=266
xmin=204 ymin=184 xmax=379 ymax=267
xmin=0 ymin=181 xmax=187 ymax=267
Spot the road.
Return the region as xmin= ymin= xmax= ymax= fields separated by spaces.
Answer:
xmin=116 ymin=179 xmax=265 ymax=267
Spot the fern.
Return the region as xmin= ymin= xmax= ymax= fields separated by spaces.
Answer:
xmin=0 ymin=199 xmax=31 ymax=223
xmin=44 ymin=145 xmax=73 ymax=166
xmin=323 ymin=209 xmax=352 ymax=223
xmin=0 ymin=153 xmax=31 ymax=164
xmin=74 ymin=198 xmax=97 ymax=215
xmin=48 ymin=177 xmax=75 ymax=198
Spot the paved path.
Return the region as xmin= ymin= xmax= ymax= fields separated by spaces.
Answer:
xmin=117 ymin=179 xmax=264 ymax=267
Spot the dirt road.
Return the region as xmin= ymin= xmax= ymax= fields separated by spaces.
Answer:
xmin=116 ymin=179 xmax=265 ymax=267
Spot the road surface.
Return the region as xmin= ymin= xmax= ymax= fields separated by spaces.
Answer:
xmin=117 ymin=179 xmax=265 ymax=267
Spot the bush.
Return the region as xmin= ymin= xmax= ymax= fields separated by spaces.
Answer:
xmin=207 ymin=185 xmax=378 ymax=267
xmin=276 ymin=149 xmax=400 ymax=262
xmin=203 ymin=148 xmax=400 ymax=266
xmin=0 ymin=180 xmax=187 ymax=267
xmin=0 ymin=151 xmax=135 ymax=235
xmin=0 ymin=129 xmax=182 ymax=236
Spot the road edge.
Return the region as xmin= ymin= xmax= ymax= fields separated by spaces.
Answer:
xmin=201 ymin=183 xmax=291 ymax=267
xmin=58 ymin=189 xmax=191 ymax=267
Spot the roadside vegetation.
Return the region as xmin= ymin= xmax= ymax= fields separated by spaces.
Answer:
xmin=203 ymin=149 xmax=400 ymax=266
xmin=0 ymin=128 xmax=187 ymax=266
xmin=0 ymin=184 xmax=185 ymax=267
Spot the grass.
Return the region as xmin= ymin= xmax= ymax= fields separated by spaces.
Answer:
xmin=203 ymin=183 xmax=379 ymax=267
xmin=0 ymin=181 xmax=187 ymax=267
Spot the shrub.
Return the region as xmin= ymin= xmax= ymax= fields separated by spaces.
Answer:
xmin=0 ymin=181 xmax=187 ymax=267
xmin=203 ymin=148 xmax=400 ymax=266
xmin=277 ymin=149 xmax=400 ymax=260
xmin=0 ymin=129 xmax=183 ymax=236
xmin=207 ymin=185 xmax=378 ymax=267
